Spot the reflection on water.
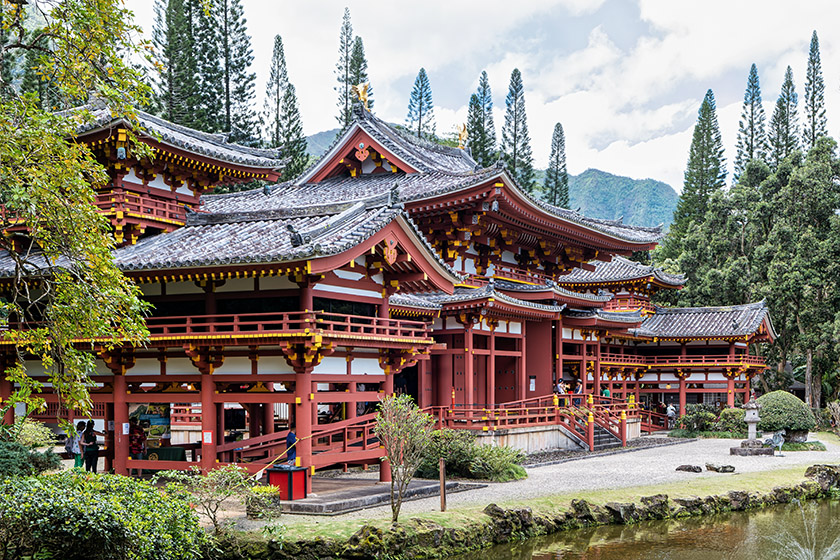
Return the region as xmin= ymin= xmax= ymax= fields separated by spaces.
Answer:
xmin=451 ymin=501 xmax=840 ymax=560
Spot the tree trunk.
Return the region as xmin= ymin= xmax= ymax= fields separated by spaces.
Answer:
xmin=805 ymin=348 xmax=813 ymax=407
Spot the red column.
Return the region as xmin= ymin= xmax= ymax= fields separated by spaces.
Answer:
xmin=113 ymin=374 xmax=128 ymax=475
xmin=295 ymin=366 xmax=313 ymax=492
xmin=263 ymin=401 xmax=275 ymax=435
xmin=517 ymin=332 xmax=527 ymax=400
xmin=0 ymin=375 xmax=13 ymax=425
xmin=464 ymin=326 xmax=474 ymax=408
xmin=347 ymin=381 xmax=357 ymax=419
xmin=726 ymin=377 xmax=735 ymax=408
xmin=200 ymin=372 xmax=217 ymax=472
xmin=679 ymin=377 xmax=687 ymax=417
xmin=487 ymin=330 xmax=496 ymax=408
xmin=594 ymin=338 xmax=602 ymax=396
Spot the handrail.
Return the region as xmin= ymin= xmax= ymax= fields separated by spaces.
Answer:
xmin=599 ymin=353 xmax=766 ymax=366
xmin=94 ymin=192 xmax=187 ymax=223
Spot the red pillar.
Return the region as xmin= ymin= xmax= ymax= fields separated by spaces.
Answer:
xmin=113 ymin=374 xmax=128 ymax=475
xmin=464 ymin=326 xmax=474 ymax=408
xmin=726 ymin=377 xmax=735 ymax=408
xmin=678 ymin=376 xmax=687 ymax=417
xmin=487 ymin=330 xmax=496 ymax=408
xmin=1 ymin=376 xmax=13 ymax=425
xmin=200 ymin=372 xmax=217 ymax=472
xmin=295 ymin=366 xmax=313 ymax=492
xmin=516 ymin=332 xmax=527 ymax=400
xmin=347 ymin=381 xmax=357 ymax=419
xmin=263 ymin=401 xmax=274 ymax=435
xmin=594 ymin=337 xmax=602 ymax=397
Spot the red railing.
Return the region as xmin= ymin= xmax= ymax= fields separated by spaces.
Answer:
xmin=94 ymin=192 xmax=187 ymax=224
xmin=144 ymin=311 xmax=430 ymax=341
xmin=598 ymin=353 xmax=766 ymax=367
xmin=171 ymin=404 xmax=202 ymax=426
xmin=638 ymin=409 xmax=669 ymax=433
xmin=29 ymin=401 xmax=108 ymax=420
xmin=492 ymin=264 xmax=552 ymax=285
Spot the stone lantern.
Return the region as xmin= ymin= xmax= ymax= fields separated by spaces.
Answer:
xmin=731 ymin=398 xmax=774 ymax=456
xmin=743 ymin=399 xmax=760 ymax=440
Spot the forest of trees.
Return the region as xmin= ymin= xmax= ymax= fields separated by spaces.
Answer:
xmin=656 ymin=30 xmax=840 ymax=408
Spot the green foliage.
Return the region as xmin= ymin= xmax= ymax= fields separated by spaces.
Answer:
xmin=349 ymin=36 xmax=373 ymax=110
xmin=469 ymin=444 xmax=527 ymax=482
xmin=0 ymin=441 xmax=61 ymax=478
xmin=501 ymin=68 xmax=535 ymax=193
xmin=679 ymin=403 xmax=718 ymax=433
xmin=769 ymin=66 xmax=800 ymax=168
xmin=155 ymin=464 xmax=256 ymax=534
xmin=406 ymin=68 xmax=436 ymax=140
xmin=0 ymin=471 xmax=205 ymax=559
xmin=734 ymin=63 xmax=768 ymax=181
xmin=803 ymin=30 xmax=827 ymax=150
xmin=756 ymin=391 xmax=816 ymax=433
xmin=245 ymin=485 xmax=282 ymax=522
xmin=669 ymin=429 xmax=742 ymax=439
xmin=781 ymin=441 xmax=826 ymax=451
xmin=715 ymin=407 xmax=748 ymax=436
xmin=828 ymin=402 xmax=840 ymax=433
xmin=375 ymin=394 xmax=435 ymax=523
xmin=466 ymin=71 xmax=496 ymax=168
xmin=335 ymin=7 xmax=355 ymax=127
xmin=544 ymin=123 xmax=569 ymax=208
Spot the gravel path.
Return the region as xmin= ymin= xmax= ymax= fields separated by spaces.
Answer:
xmin=279 ymin=434 xmax=840 ymax=525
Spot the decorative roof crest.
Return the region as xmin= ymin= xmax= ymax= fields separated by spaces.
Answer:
xmin=457 ymin=124 xmax=468 ymax=149
xmin=351 ymin=82 xmax=371 ymax=112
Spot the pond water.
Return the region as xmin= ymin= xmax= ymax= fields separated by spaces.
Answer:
xmin=452 ymin=500 xmax=840 ymax=560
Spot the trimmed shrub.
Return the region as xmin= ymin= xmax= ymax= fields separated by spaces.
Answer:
xmin=0 ymin=441 xmax=61 ymax=478
xmin=0 ymin=471 xmax=206 ymax=560
xmin=680 ymin=404 xmax=717 ymax=433
xmin=417 ymin=429 xmax=477 ymax=479
xmin=756 ymin=390 xmax=816 ymax=433
xmin=14 ymin=418 xmax=57 ymax=448
xmin=469 ymin=444 xmax=527 ymax=482
xmin=716 ymin=408 xmax=748 ymax=436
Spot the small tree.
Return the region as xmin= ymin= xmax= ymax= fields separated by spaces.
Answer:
xmin=155 ymin=464 xmax=254 ymax=534
xmin=374 ymin=394 xmax=434 ymax=523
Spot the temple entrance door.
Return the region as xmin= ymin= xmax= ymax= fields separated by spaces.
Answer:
xmin=494 ymin=356 xmax=517 ymax=404
xmin=394 ymin=364 xmax=418 ymax=403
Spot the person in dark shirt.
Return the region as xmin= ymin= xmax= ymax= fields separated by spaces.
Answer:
xmin=80 ymin=420 xmax=100 ymax=473
xmin=286 ymin=428 xmax=297 ymax=466
xmin=128 ymin=417 xmax=147 ymax=477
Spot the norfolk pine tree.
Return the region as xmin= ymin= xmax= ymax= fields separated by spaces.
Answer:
xmin=335 ymin=7 xmax=354 ymax=127
xmin=544 ymin=123 xmax=569 ymax=208
xmin=406 ymin=68 xmax=435 ymax=139
xmin=501 ymin=68 xmax=536 ymax=193
xmin=0 ymin=0 xmax=151 ymax=419
xmin=733 ymin=64 xmax=767 ymax=181
xmin=262 ymin=35 xmax=308 ymax=180
xmin=660 ymin=89 xmax=725 ymax=260
xmin=152 ymin=0 xmax=196 ymax=126
xmin=466 ymin=71 xmax=496 ymax=167
xmin=803 ymin=30 xmax=827 ymax=151
xmin=349 ymin=36 xmax=373 ymax=111
xmin=217 ymin=0 xmax=259 ymax=145
xmin=769 ymin=66 xmax=800 ymax=168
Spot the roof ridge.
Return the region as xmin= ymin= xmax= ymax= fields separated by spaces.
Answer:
xmin=653 ymin=300 xmax=767 ymax=314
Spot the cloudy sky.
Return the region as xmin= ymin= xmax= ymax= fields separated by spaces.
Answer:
xmin=126 ymin=0 xmax=840 ymax=192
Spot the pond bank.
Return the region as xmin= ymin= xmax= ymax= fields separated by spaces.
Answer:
xmin=216 ymin=464 xmax=840 ymax=559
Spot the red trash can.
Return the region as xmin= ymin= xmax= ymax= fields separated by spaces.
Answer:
xmin=267 ymin=466 xmax=307 ymax=500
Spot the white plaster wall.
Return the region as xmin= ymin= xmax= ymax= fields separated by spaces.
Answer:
xmin=259 ymin=356 xmax=296 ymax=375
xmin=501 ymin=251 xmax=517 ymax=265
xmin=216 ymin=278 xmax=255 ymax=293
xmin=140 ymin=284 xmax=162 ymax=296
xmin=463 ymin=257 xmax=477 ymax=274
xmin=351 ymin=357 xmax=382 ymax=375
xmin=433 ymin=318 xmax=444 ymax=330
xmin=259 ymin=276 xmax=296 ymax=290
xmin=445 ymin=317 xmax=460 ymax=330
xmin=127 ymin=168 xmax=169 ymax=191
xmin=165 ymin=357 xmax=198 ymax=375
xmin=334 ymin=269 xmax=365 ymax=281
xmin=166 ymin=281 xmax=203 ymax=295
xmin=125 ymin=359 xmax=161 ymax=376
xmin=508 ymin=321 xmax=522 ymax=334
xmin=214 ymin=356 xmax=252 ymax=375
xmin=314 ymin=283 xmax=381 ymax=299
xmin=313 ymin=356 xmax=346 ymax=375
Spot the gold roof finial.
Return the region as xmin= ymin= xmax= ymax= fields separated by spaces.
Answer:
xmin=351 ymin=82 xmax=370 ymax=111
xmin=457 ymin=124 xmax=468 ymax=149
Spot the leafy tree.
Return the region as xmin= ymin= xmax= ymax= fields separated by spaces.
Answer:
xmin=660 ymin=89 xmax=725 ymax=259
xmin=544 ymin=123 xmax=569 ymax=208
xmin=803 ymin=30 xmax=827 ymax=151
xmin=0 ymin=0 xmax=151 ymax=418
xmin=349 ymin=36 xmax=373 ymax=111
xmin=334 ymin=7 xmax=354 ymax=127
xmin=466 ymin=70 xmax=496 ymax=167
xmin=768 ymin=66 xmax=800 ymax=168
xmin=733 ymin=64 xmax=767 ymax=181
xmin=501 ymin=68 xmax=535 ymax=193
xmin=374 ymin=394 xmax=434 ymax=523
xmin=406 ymin=67 xmax=435 ymax=139
xmin=262 ymin=35 xmax=307 ymax=179
xmin=217 ymin=0 xmax=258 ymax=145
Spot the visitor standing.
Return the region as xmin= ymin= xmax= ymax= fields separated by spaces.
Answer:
xmin=573 ymin=383 xmax=583 ymax=406
xmin=64 ymin=420 xmax=85 ymax=469
xmin=286 ymin=427 xmax=297 ymax=466
xmin=81 ymin=420 xmax=100 ymax=473
xmin=666 ymin=403 xmax=676 ymax=429
xmin=128 ymin=417 xmax=147 ymax=477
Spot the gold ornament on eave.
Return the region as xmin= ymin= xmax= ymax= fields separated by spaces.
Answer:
xmin=352 ymin=82 xmax=370 ymax=111
xmin=457 ymin=124 xmax=468 ymax=149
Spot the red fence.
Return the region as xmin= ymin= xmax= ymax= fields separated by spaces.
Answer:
xmin=94 ymin=192 xmax=187 ymax=224
xmin=599 ymin=353 xmax=766 ymax=367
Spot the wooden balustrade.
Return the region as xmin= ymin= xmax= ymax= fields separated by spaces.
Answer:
xmin=143 ymin=311 xmax=430 ymax=341
xmin=599 ymin=353 xmax=766 ymax=367
xmin=94 ymin=192 xmax=187 ymax=224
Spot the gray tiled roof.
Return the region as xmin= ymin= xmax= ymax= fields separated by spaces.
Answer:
xmin=70 ymin=104 xmax=286 ymax=169
xmin=389 ymin=293 xmax=442 ymax=310
xmin=492 ymin=279 xmax=613 ymax=304
xmin=633 ymin=301 xmax=773 ymax=339
xmin=412 ymin=285 xmax=566 ymax=313
xmin=564 ymin=308 xmax=644 ymax=324
xmin=558 ymin=256 xmax=685 ymax=286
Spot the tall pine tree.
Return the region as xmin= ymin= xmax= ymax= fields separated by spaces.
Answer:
xmin=769 ymin=66 xmax=800 ymax=168
xmin=262 ymin=35 xmax=307 ymax=180
xmin=733 ymin=63 xmax=767 ymax=181
xmin=191 ymin=0 xmax=224 ymax=133
xmin=348 ymin=36 xmax=373 ymax=111
xmin=544 ymin=123 xmax=569 ymax=208
xmin=803 ymin=30 xmax=827 ymax=151
xmin=501 ymin=68 xmax=535 ymax=193
xmin=152 ymin=0 xmax=196 ymax=126
xmin=663 ymin=89 xmax=726 ymax=255
xmin=334 ymin=7 xmax=354 ymax=127
xmin=406 ymin=68 xmax=435 ymax=139
xmin=466 ymin=70 xmax=496 ymax=167
xmin=217 ymin=0 xmax=258 ymax=145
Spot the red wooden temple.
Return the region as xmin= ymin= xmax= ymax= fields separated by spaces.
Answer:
xmin=0 ymin=103 xmax=775 ymax=488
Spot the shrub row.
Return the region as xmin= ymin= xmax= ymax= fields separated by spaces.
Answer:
xmin=417 ymin=429 xmax=526 ymax=482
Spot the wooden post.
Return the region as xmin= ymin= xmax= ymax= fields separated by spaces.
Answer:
xmin=727 ymin=377 xmax=735 ymax=408
xmin=679 ymin=376 xmax=687 ymax=416
xmin=113 ymin=374 xmax=128 ymax=475
xmin=0 ymin=376 xmax=13 ymax=425
xmin=487 ymin=330 xmax=496 ymax=409
xmin=200 ymin=372 xmax=216 ymax=472
xmin=439 ymin=458 xmax=446 ymax=512
xmin=587 ymin=412 xmax=595 ymax=452
xmin=620 ymin=410 xmax=627 ymax=447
